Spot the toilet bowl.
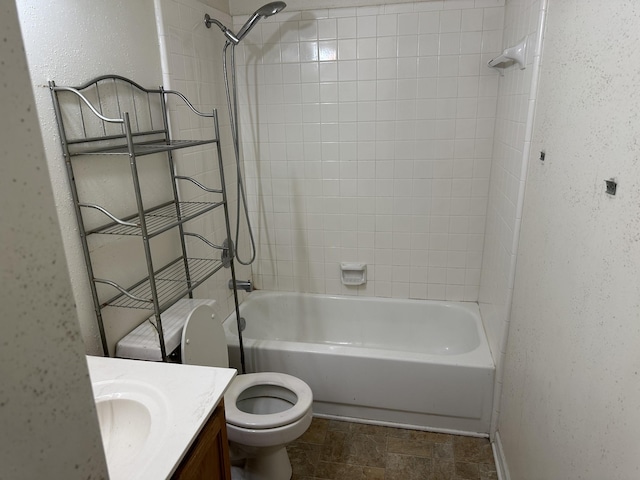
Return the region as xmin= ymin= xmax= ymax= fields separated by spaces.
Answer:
xmin=181 ymin=304 xmax=313 ymax=480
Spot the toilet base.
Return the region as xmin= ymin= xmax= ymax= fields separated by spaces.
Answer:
xmin=233 ymin=446 xmax=292 ymax=480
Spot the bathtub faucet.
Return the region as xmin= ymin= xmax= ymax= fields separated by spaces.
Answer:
xmin=229 ymin=279 xmax=253 ymax=292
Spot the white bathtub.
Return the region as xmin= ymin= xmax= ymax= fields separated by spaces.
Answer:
xmin=223 ymin=291 xmax=495 ymax=435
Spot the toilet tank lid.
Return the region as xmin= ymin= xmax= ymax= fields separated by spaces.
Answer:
xmin=116 ymin=299 xmax=216 ymax=361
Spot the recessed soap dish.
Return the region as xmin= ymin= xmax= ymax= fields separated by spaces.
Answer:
xmin=340 ymin=262 xmax=367 ymax=286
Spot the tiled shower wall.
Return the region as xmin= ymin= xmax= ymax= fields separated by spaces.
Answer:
xmin=477 ymin=0 xmax=546 ymax=433
xmin=233 ymin=1 xmax=505 ymax=300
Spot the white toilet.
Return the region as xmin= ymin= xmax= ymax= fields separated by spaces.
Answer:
xmin=181 ymin=304 xmax=313 ymax=480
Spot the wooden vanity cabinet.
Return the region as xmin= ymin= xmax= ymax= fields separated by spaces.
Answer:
xmin=172 ymin=401 xmax=232 ymax=480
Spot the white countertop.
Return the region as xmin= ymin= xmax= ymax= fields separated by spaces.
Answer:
xmin=86 ymin=355 xmax=236 ymax=480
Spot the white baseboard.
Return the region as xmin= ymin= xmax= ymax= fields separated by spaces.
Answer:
xmin=492 ymin=430 xmax=511 ymax=480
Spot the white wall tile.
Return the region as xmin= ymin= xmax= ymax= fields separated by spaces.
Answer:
xmin=477 ymin=0 xmax=544 ymax=434
xmin=440 ymin=10 xmax=462 ymax=33
xmin=234 ymin=0 xmax=503 ymax=300
xmin=398 ymin=12 xmax=419 ymax=34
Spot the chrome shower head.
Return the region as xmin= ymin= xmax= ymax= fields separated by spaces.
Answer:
xmin=204 ymin=2 xmax=287 ymax=45
xmin=235 ymin=2 xmax=287 ymax=43
xmin=255 ymin=1 xmax=287 ymax=17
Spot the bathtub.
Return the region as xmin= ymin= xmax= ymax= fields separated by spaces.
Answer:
xmin=223 ymin=291 xmax=495 ymax=435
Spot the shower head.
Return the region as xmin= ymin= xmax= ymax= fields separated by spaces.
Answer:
xmin=254 ymin=1 xmax=287 ymax=17
xmin=236 ymin=2 xmax=287 ymax=43
xmin=204 ymin=2 xmax=286 ymax=45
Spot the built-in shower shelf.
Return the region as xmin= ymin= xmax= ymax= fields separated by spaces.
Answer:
xmin=99 ymin=256 xmax=226 ymax=311
xmin=85 ymin=200 xmax=225 ymax=238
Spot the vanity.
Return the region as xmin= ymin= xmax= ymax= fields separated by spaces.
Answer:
xmin=87 ymin=356 xmax=236 ymax=480
xmin=172 ymin=400 xmax=231 ymax=479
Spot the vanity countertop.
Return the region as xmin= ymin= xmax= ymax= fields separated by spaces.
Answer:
xmin=86 ymin=355 xmax=236 ymax=480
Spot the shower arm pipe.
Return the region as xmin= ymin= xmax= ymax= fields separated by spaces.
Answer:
xmin=205 ymin=2 xmax=286 ymax=45
xmin=204 ymin=14 xmax=240 ymax=45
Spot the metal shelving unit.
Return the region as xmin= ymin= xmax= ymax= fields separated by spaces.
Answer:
xmin=50 ymin=75 xmax=241 ymax=361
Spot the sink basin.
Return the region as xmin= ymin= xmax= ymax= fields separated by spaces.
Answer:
xmin=92 ymin=379 xmax=170 ymax=480
xmin=86 ymin=356 xmax=236 ymax=479
xmin=96 ymin=398 xmax=151 ymax=463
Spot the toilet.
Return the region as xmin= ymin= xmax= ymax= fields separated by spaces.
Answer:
xmin=181 ymin=304 xmax=313 ymax=480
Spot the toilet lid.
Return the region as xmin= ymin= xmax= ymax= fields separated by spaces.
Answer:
xmin=181 ymin=304 xmax=229 ymax=368
xmin=224 ymin=372 xmax=313 ymax=429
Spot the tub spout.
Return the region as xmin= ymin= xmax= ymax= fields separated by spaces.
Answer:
xmin=229 ymin=279 xmax=253 ymax=292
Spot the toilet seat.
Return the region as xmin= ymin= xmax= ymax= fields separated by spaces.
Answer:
xmin=181 ymin=304 xmax=313 ymax=432
xmin=224 ymin=372 xmax=313 ymax=430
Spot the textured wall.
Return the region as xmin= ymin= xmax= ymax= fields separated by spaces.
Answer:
xmin=233 ymin=1 xmax=505 ymax=299
xmin=16 ymin=0 xmax=166 ymax=354
xmin=497 ymin=1 xmax=640 ymax=478
xmin=0 ymin=1 xmax=108 ymax=477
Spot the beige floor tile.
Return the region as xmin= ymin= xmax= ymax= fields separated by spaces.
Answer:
xmin=453 ymin=436 xmax=494 ymax=464
xmin=289 ymin=442 xmax=322 ymax=478
xmin=432 ymin=459 xmax=456 ymax=480
xmin=385 ymin=453 xmax=433 ymax=480
xmin=319 ymin=430 xmax=350 ymax=463
xmin=315 ymin=461 xmax=385 ymax=480
xmin=299 ymin=417 xmax=329 ymax=444
xmin=455 ymin=461 xmax=480 ymax=479
xmin=342 ymin=433 xmax=387 ymax=468
xmin=286 ymin=419 xmax=496 ymax=480
xmin=434 ymin=442 xmax=454 ymax=459
xmin=387 ymin=435 xmax=434 ymax=458
xmin=327 ymin=419 xmax=351 ymax=432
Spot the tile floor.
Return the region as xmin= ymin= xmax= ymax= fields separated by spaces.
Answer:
xmin=287 ymin=418 xmax=497 ymax=480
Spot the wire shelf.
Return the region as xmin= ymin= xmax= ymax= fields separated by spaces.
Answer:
xmin=69 ymin=139 xmax=218 ymax=156
xmin=90 ymin=201 xmax=224 ymax=237
xmin=102 ymin=257 xmax=224 ymax=310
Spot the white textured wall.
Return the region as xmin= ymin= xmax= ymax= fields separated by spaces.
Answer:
xmin=497 ymin=1 xmax=640 ymax=478
xmin=18 ymin=0 xmax=254 ymax=353
xmin=477 ymin=0 xmax=545 ymax=432
xmin=234 ymin=1 xmax=505 ymax=299
xmin=16 ymin=0 xmax=166 ymax=354
xmin=0 ymin=2 xmax=108 ymax=477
